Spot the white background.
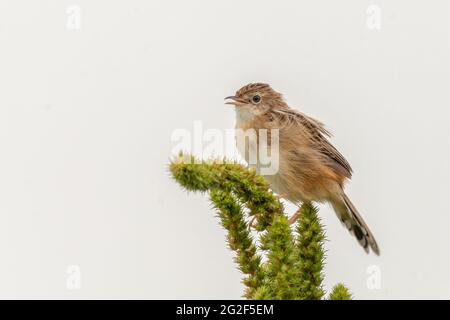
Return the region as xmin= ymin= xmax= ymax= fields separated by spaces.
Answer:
xmin=0 ymin=0 xmax=449 ymax=299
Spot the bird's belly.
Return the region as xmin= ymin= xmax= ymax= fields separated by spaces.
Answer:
xmin=263 ymin=165 xmax=305 ymax=201
xmin=263 ymin=173 xmax=290 ymax=196
xmin=257 ymin=154 xmax=330 ymax=204
xmin=235 ymin=136 xmax=301 ymax=201
xmin=235 ymin=127 xmax=330 ymax=203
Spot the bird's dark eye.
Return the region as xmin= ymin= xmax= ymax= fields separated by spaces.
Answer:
xmin=251 ymin=95 xmax=261 ymax=104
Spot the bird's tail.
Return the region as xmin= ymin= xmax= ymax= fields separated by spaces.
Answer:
xmin=331 ymin=192 xmax=380 ymax=255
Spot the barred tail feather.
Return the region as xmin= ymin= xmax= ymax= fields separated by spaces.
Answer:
xmin=332 ymin=193 xmax=380 ymax=255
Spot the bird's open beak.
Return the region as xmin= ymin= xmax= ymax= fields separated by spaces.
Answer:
xmin=224 ymin=96 xmax=247 ymax=106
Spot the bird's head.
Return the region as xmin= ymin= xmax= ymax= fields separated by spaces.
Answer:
xmin=225 ymin=83 xmax=286 ymax=115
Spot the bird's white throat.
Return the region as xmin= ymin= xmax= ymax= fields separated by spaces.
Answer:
xmin=234 ymin=106 xmax=255 ymax=127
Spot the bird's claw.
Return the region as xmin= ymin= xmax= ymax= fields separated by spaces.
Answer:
xmin=247 ymin=215 xmax=259 ymax=230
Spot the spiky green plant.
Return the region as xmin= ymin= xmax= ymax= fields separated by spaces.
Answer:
xmin=169 ymin=153 xmax=352 ymax=300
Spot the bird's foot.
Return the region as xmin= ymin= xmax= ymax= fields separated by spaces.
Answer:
xmin=288 ymin=208 xmax=301 ymax=225
xmin=247 ymin=215 xmax=259 ymax=230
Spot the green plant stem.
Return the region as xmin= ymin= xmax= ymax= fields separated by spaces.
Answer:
xmin=295 ymin=203 xmax=326 ymax=300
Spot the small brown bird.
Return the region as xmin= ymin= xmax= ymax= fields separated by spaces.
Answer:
xmin=225 ymin=83 xmax=379 ymax=255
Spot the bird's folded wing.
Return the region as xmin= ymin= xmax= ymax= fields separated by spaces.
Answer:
xmin=273 ymin=108 xmax=353 ymax=179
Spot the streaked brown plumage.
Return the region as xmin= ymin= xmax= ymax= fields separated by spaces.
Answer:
xmin=225 ymin=83 xmax=379 ymax=255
